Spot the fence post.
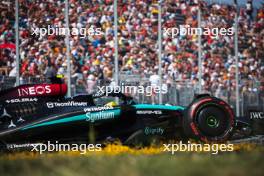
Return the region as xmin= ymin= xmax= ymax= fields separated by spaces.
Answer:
xmin=15 ymin=0 xmax=20 ymax=86
xmin=234 ymin=4 xmax=240 ymax=117
xmin=158 ymin=2 xmax=163 ymax=104
xmin=65 ymin=0 xmax=71 ymax=97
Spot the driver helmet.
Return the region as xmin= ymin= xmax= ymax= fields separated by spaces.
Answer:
xmin=105 ymin=101 xmax=118 ymax=107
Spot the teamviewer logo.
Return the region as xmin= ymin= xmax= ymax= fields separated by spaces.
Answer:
xmin=46 ymin=102 xmax=54 ymax=108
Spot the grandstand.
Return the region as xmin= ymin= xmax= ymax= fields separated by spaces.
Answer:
xmin=0 ymin=0 xmax=263 ymax=114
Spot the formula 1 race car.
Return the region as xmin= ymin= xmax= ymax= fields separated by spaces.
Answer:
xmin=0 ymin=80 xmax=262 ymax=148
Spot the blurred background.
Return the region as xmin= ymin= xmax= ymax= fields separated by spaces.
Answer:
xmin=0 ymin=0 xmax=263 ymax=117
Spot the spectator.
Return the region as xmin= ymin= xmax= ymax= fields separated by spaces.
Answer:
xmin=0 ymin=0 xmax=262 ymax=95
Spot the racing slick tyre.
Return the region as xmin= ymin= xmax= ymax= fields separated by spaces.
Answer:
xmin=183 ymin=95 xmax=235 ymax=143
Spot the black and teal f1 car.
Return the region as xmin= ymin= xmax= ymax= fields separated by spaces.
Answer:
xmin=0 ymin=82 xmax=262 ymax=147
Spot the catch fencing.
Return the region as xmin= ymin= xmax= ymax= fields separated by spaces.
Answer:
xmin=0 ymin=75 xmax=263 ymax=117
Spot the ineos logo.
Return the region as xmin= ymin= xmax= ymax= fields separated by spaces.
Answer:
xmin=18 ymin=85 xmax=52 ymax=97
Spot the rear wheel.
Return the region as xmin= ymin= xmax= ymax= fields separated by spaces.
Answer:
xmin=183 ymin=95 xmax=235 ymax=143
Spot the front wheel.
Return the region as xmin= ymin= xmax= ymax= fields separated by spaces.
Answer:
xmin=183 ymin=95 xmax=235 ymax=143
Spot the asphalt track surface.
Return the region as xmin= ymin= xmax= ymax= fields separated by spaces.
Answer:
xmin=231 ymin=135 xmax=264 ymax=145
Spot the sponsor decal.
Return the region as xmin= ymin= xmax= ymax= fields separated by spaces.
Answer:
xmin=5 ymin=98 xmax=38 ymax=104
xmin=190 ymin=122 xmax=199 ymax=136
xmin=144 ymin=127 xmax=164 ymax=135
xmin=84 ymin=106 xmax=113 ymax=113
xmin=136 ymin=110 xmax=162 ymax=115
xmin=6 ymin=143 xmax=41 ymax=150
xmin=86 ymin=111 xmax=115 ymax=123
xmin=250 ymin=111 xmax=264 ymax=119
xmin=92 ymin=91 xmax=105 ymax=97
xmin=0 ymin=108 xmax=12 ymax=118
xmin=46 ymin=101 xmax=88 ymax=108
xmin=18 ymin=85 xmax=51 ymax=96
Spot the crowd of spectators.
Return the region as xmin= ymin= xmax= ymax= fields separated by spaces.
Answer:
xmin=0 ymin=0 xmax=263 ymax=95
